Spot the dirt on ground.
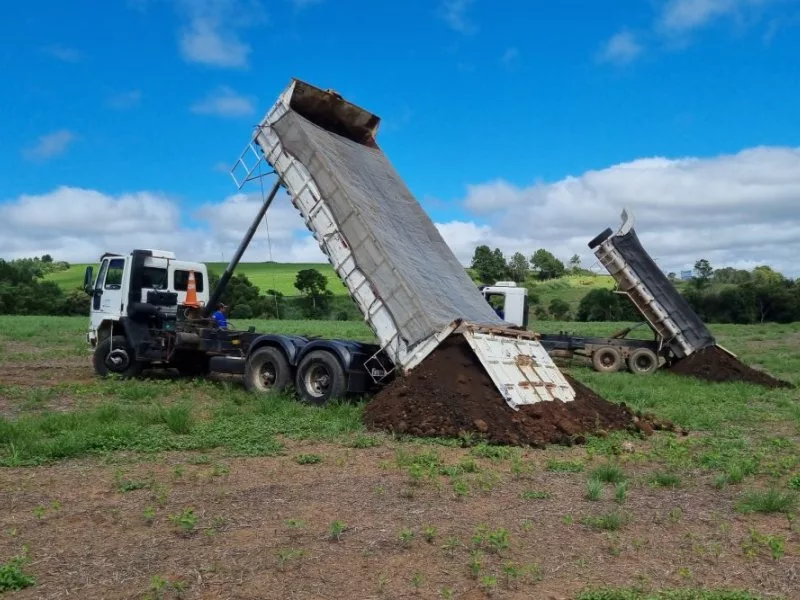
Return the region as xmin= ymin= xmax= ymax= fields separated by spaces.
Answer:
xmin=364 ymin=335 xmax=675 ymax=446
xmin=668 ymin=345 xmax=793 ymax=389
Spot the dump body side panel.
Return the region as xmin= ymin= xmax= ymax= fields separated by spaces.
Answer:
xmin=592 ymin=220 xmax=715 ymax=359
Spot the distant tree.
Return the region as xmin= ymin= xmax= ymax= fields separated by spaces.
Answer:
xmin=713 ymin=267 xmax=751 ymax=285
xmin=507 ymin=252 xmax=529 ymax=282
xmin=530 ymin=249 xmax=566 ymax=281
xmin=691 ymin=259 xmax=713 ymax=290
xmin=295 ymin=268 xmax=333 ymax=318
xmin=667 ymin=272 xmax=677 ymax=283
xmin=471 ymin=245 xmax=509 ymax=283
xmin=41 ymin=254 xmax=53 ymax=264
xmin=548 ymin=298 xmax=571 ymax=320
xmin=568 ymin=254 xmax=581 ymax=271
xmin=576 ymin=289 xmax=638 ymax=322
xmin=231 ymin=303 xmax=253 ymax=319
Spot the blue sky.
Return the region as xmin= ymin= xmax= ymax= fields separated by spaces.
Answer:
xmin=2 ymin=0 xmax=800 ymax=274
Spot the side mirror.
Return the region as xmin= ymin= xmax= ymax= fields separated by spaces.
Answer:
xmin=83 ymin=266 xmax=94 ymax=295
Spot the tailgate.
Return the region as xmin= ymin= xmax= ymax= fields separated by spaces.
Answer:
xmin=461 ymin=326 xmax=576 ymax=409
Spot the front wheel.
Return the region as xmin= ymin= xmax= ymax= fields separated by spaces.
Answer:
xmin=93 ymin=335 xmax=143 ymax=378
xmin=244 ymin=346 xmax=290 ymax=394
xmin=295 ymin=350 xmax=346 ymax=405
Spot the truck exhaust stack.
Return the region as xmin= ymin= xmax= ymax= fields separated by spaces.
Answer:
xmin=234 ymin=78 xmax=575 ymax=408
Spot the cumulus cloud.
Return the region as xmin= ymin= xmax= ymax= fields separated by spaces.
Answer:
xmin=3 ymin=146 xmax=800 ymax=278
xmin=41 ymin=45 xmax=84 ymax=62
xmin=658 ymin=0 xmax=778 ymax=32
xmin=597 ymin=31 xmax=643 ymax=65
xmin=451 ymin=146 xmax=800 ymax=276
xmin=175 ymin=0 xmax=266 ymax=68
xmin=190 ymin=86 xmax=256 ymax=117
xmin=108 ymin=89 xmax=143 ymax=110
xmin=0 ymin=187 xmax=325 ymax=265
xmin=22 ymin=130 xmax=77 ymax=161
xmin=440 ymin=0 xmax=477 ymax=34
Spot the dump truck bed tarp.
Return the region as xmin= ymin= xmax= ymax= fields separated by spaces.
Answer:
xmin=272 ymin=110 xmax=504 ymax=349
xmin=609 ymin=227 xmax=716 ymax=352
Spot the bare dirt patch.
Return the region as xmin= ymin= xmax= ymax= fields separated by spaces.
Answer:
xmin=0 ymin=443 xmax=797 ymax=599
xmin=364 ymin=335 xmax=674 ymax=446
xmin=668 ymin=345 xmax=793 ymax=389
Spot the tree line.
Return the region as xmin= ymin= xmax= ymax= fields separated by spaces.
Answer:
xmin=2 ymin=251 xmax=799 ymax=325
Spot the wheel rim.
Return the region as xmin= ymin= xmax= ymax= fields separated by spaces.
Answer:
xmin=257 ymin=361 xmax=277 ymax=390
xmin=304 ymin=363 xmax=331 ymax=399
xmin=635 ymin=355 xmax=653 ymax=370
xmin=106 ymin=348 xmax=131 ymax=372
xmin=600 ymin=351 xmax=616 ymax=367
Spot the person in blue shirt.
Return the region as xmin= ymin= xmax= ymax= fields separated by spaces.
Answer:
xmin=212 ymin=303 xmax=229 ymax=329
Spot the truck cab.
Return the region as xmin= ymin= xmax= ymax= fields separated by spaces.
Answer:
xmin=479 ymin=281 xmax=529 ymax=328
xmin=84 ymin=248 xmax=209 ymax=350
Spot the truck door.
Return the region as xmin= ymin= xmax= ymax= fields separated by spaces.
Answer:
xmin=90 ymin=257 xmax=126 ymax=330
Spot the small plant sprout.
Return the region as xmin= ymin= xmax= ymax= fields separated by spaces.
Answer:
xmin=32 ymin=505 xmax=46 ymax=520
xmin=468 ymin=550 xmax=483 ymax=579
xmin=285 ymin=518 xmax=306 ymax=529
xmin=590 ymin=463 xmax=626 ymax=484
xmin=410 ymin=572 xmax=424 ymax=588
xmin=487 ymin=528 xmax=510 ymax=553
xmin=520 ymin=490 xmax=550 ymax=500
xmin=669 ymin=507 xmax=683 ymax=524
xmin=276 ymin=548 xmax=305 ymax=569
xmin=423 ymin=525 xmax=437 ymax=543
xmin=142 ymin=505 xmax=156 ymax=523
xmin=614 ymin=481 xmax=628 ymax=504
xmin=398 ymin=528 xmax=414 ymax=547
xmin=295 ymin=453 xmax=323 ymax=465
xmin=650 ymin=471 xmax=681 ymax=488
xmin=480 ymin=574 xmax=498 ymax=593
xmin=585 ymin=479 xmax=603 ymax=501
xmin=501 ymin=561 xmax=521 ymax=589
xmin=442 ymin=536 xmax=462 ymax=557
xmin=328 ymin=520 xmax=347 ymax=541
xmin=0 ymin=546 xmax=35 ymax=592
xmin=168 ymin=507 xmax=198 ymax=534
xmin=439 ymin=587 xmax=454 ymax=599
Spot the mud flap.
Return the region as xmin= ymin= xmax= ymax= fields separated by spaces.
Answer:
xmin=461 ymin=329 xmax=576 ymax=409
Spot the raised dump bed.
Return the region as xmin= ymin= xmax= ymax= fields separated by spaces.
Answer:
xmin=232 ymin=79 xmax=575 ymax=408
xmin=589 ymin=209 xmax=716 ymax=361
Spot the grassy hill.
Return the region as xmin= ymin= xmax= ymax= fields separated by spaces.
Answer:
xmin=47 ymin=262 xmax=615 ymax=310
xmin=46 ymin=262 xmax=346 ymax=297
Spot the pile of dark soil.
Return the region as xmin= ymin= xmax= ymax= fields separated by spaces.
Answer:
xmin=668 ymin=345 xmax=793 ymax=389
xmin=364 ymin=335 xmax=674 ymax=447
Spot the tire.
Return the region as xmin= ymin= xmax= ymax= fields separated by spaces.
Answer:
xmin=627 ymin=348 xmax=659 ymax=375
xmin=244 ymin=346 xmax=290 ymax=394
xmin=93 ymin=335 xmax=143 ymax=378
xmin=588 ymin=227 xmax=614 ymax=250
xmin=295 ymin=350 xmax=346 ymax=405
xmin=591 ymin=346 xmax=623 ymax=373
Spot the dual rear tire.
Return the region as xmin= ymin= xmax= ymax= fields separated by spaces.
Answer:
xmin=244 ymin=347 xmax=346 ymax=405
xmin=591 ymin=346 xmax=658 ymax=376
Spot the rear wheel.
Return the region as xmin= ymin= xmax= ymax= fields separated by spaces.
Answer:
xmin=244 ymin=346 xmax=290 ymax=394
xmin=93 ymin=335 xmax=143 ymax=378
xmin=295 ymin=350 xmax=346 ymax=405
xmin=627 ymin=348 xmax=659 ymax=375
xmin=592 ymin=346 xmax=623 ymax=373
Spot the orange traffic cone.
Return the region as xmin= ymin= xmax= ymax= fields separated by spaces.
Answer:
xmin=184 ymin=270 xmax=200 ymax=308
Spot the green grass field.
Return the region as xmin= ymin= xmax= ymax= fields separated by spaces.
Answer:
xmin=1 ymin=315 xmax=798 ymax=598
xmin=45 ymin=262 xmax=348 ymax=296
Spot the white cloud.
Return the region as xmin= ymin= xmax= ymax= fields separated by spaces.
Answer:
xmin=451 ymin=146 xmax=800 ymax=276
xmin=175 ymin=0 xmax=266 ymax=68
xmin=4 ymin=146 xmax=800 ymax=279
xmin=658 ymin=0 xmax=786 ymax=34
xmin=0 ymin=187 xmax=325 ymax=266
xmin=190 ymin=86 xmax=256 ymax=117
xmin=108 ymin=89 xmax=143 ymax=110
xmin=440 ymin=0 xmax=477 ymax=34
xmin=597 ymin=30 xmax=643 ymax=65
xmin=500 ymin=47 xmax=520 ymax=68
xmin=42 ymin=45 xmax=83 ymax=62
xmin=22 ymin=130 xmax=77 ymax=161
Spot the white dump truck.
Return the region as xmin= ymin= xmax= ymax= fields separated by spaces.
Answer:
xmin=85 ymin=78 xmax=575 ymax=409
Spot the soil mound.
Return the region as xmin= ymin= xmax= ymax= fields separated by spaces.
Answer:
xmin=667 ymin=345 xmax=793 ymax=389
xmin=364 ymin=335 xmax=673 ymax=447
